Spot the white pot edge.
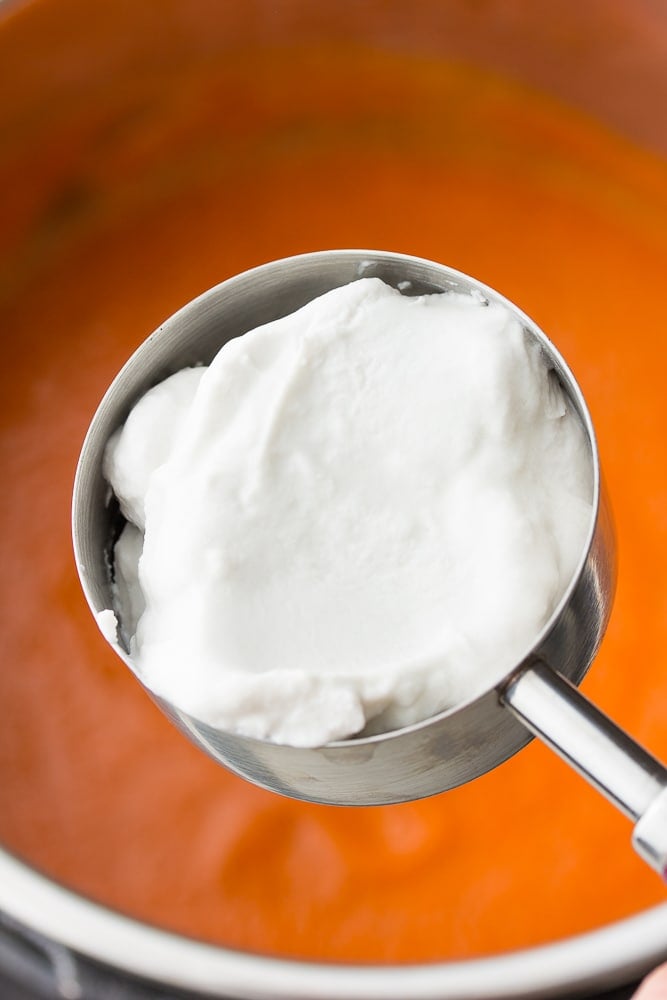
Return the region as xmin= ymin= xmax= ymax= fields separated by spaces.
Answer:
xmin=1 ymin=846 xmax=665 ymax=999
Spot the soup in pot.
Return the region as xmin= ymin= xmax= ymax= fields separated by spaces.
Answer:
xmin=1 ymin=0 xmax=667 ymax=964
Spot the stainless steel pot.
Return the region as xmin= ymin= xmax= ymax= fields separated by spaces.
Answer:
xmin=3 ymin=0 xmax=667 ymax=997
xmin=1 ymin=845 xmax=666 ymax=999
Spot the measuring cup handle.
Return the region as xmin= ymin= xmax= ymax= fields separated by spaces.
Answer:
xmin=501 ymin=661 xmax=667 ymax=877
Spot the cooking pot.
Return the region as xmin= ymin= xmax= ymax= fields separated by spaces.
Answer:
xmin=2 ymin=0 xmax=667 ymax=997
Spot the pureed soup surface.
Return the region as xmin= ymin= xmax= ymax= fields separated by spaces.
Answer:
xmin=2 ymin=1 xmax=667 ymax=964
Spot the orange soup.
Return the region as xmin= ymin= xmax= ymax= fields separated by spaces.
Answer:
xmin=2 ymin=0 xmax=667 ymax=964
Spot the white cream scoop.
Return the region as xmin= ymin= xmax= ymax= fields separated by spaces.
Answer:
xmin=101 ymin=277 xmax=592 ymax=747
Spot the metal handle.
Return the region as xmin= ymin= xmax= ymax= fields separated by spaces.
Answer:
xmin=501 ymin=661 xmax=667 ymax=876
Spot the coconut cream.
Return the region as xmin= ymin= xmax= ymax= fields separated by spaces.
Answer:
xmin=102 ymin=278 xmax=593 ymax=746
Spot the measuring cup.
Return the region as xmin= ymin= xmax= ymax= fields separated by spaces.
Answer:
xmin=71 ymin=249 xmax=667 ymax=877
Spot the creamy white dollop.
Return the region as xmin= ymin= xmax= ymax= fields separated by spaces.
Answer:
xmin=102 ymin=277 xmax=593 ymax=746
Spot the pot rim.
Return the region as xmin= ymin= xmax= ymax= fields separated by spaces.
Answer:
xmin=0 ymin=846 xmax=664 ymax=999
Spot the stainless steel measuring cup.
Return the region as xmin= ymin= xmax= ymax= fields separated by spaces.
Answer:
xmin=72 ymin=249 xmax=667 ymax=876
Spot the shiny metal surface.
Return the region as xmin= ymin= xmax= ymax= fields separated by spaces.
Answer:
xmin=503 ymin=662 xmax=667 ymax=823
xmin=503 ymin=660 xmax=667 ymax=873
xmin=71 ymin=249 xmax=605 ymax=799
xmin=72 ymin=249 xmax=667 ymax=874
xmin=633 ymin=788 xmax=667 ymax=876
